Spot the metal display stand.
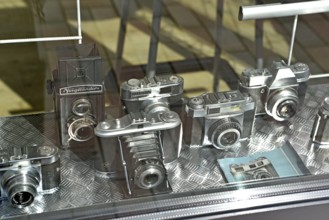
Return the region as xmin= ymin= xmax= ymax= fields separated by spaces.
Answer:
xmin=0 ymin=0 xmax=82 ymax=44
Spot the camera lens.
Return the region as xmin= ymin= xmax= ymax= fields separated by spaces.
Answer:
xmin=72 ymin=99 xmax=92 ymax=116
xmin=144 ymin=173 xmax=160 ymax=186
xmin=253 ymin=170 xmax=272 ymax=180
xmin=208 ymin=118 xmax=241 ymax=149
xmin=220 ymin=130 xmax=240 ymax=146
xmin=1 ymin=168 xmax=40 ymax=208
xmin=68 ymin=117 xmax=96 ymax=142
xmin=276 ymin=100 xmax=297 ymax=119
xmin=134 ymin=160 xmax=165 ymax=189
xmin=12 ymin=191 xmax=34 ymax=207
xmin=266 ymin=89 xmax=299 ymax=121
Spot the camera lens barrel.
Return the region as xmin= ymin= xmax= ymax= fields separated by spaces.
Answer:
xmin=252 ymin=170 xmax=272 ymax=180
xmin=72 ymin=99 xmax=92 ymax=117
xmin=208 ymin=118 xmax=242 ymax=149
xmin=266 ymin=89 xmax=299 ymax=121
xmin=1 ymin=168 xmax=40 ymax=208
xmin=134 ymin=160 xmax=166 ymax=189
xmin=68 ymin=117 xmax=96 ymax=142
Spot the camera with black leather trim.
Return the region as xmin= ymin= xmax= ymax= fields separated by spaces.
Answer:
xmin=48 ymin=44 xmax=104 ymax=147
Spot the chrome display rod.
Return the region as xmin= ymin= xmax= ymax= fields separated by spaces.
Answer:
xmin=213 ymin=0 xmax=224 ymax=92
xmin=255 ymin=0 xmax=263 ymax=69
xmin=287 ymin=15 xmax=298 ymax=66
xmin=239 ymin=1 xmax=329 ymax=20
xmin=0 ymin=0 xmax=82 ymax=44
xmin=115 ymin=0 xmax=130 ymax=75
xmin=310 ymin=73 xmax=329 ymax=79
xmin=146 ymin=0 xmax=162 ymax=79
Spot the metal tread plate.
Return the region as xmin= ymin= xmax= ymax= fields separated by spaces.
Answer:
xmin=0 ymin=84 xmax=328 ymax=218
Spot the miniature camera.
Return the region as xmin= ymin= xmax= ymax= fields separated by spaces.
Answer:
xmin=230 ymin=157 xmax=278 ymax=181
xmin=184 ymin=90 xmax=256 ymax=150
xmin=311 ymin=97 xmax=329 ymax=144
xmin=120 ymin=74 xmax=184 ymax=113
xmin=239 ymin=61 xmax=310 ymax=121
xmin=49 ymin=44 xmax=104 ymax=147
xmin=0 ymin=145 xmax=60 ymax=208
xmin=95 ymin=109 xmax=182 ymax=197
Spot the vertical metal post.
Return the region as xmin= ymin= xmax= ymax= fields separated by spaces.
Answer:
xmin=288 ymin=15 xmax=298 ymax=65
xmin=116 ymin=0 xmax=131 ymax=75
xmin=255 ymin=0 xmax=263 ymax=69
xmin=76 ymin=0 xmax=82 ymax=44
xmin=213 ymin=0 xmax=224 ymax=92
xmin=146 ymin=0 xmax=162 ymax=79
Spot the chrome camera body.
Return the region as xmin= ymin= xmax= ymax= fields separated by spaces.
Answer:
xmin=230 ymin=157 xmax=279 ymax=181
xmin=49 ymin=44 xmax=104 ymax=147
xmin=120 ymin=74 xmax=184 ymax=113
xmin=0 ymin=145 xmax=60 ymax=208
xmin=95 ymin=110 xmax=182 ymax=197
xmin=95 ymin=74 xmax=184 ymax=197
xmin=184 ymin=90 xmax=256 ymax=150
xmin=238 ymin=61 xmax=310 ymax=121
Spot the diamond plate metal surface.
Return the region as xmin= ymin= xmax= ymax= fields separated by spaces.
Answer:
xmin=0 ymin=84 xmax=328 ymax=218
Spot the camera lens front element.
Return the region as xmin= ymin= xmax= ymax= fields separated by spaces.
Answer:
xmin=266 ymin=89 xmax=299 ymax=121
xmin=68 ymin=117 xmax=96 ymax=142
xmin=72 ymin=99 xmax=92 ymax=116
xmin=252 ymin=170 xmax=273 ymax=180
xmin=134 ymin=160 xmax=165 ymax=189
xmin=1 ymin=168 xmax=40 ymax=208
xmin=208 ymin=118 xmax=242 ymax=149
xmin=276 ymin=100 xmax=298 ymax=119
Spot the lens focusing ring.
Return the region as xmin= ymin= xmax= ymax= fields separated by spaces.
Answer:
xmin=1 ymin=168 xmax=40 ymax=208
xmin=68 ymin=117 xmax=96 ymax=142
xmin=72 ymin=98 xmax=92 ymax=116
xmin=252 ymin=170 xmax=272 ymax=180
xmin=266 ymin=89 xmax=299 ymax=121
xmin=134 ymin=160 xmax=166 ymax=189
xmin=276 ymin=100 xmax=298 ymax=119
xmin=208 ymin=118 xmax=242 ymax=149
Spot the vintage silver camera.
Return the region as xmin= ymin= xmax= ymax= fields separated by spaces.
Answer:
xmin=239 ymin=61 xmax=310 ymax=121
xmin=95 ymin=74 xmax=183 ymax=197
xmin=49 ymin=44 xmax=104 ymax=147
xmin=0 ymin=145 xmax=60 ymax=208
xmin=311 ymin=97 xmax=329 ymax=144
xmin=184 ymin=90 xmax=256 ymax=150
xmin=230 ymin=157 xmax=278 ymax=181
xmin=95 ymin=110 xmax=182 ymax=197
xmin=120 ymin=75 xmax=184 ymax=113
